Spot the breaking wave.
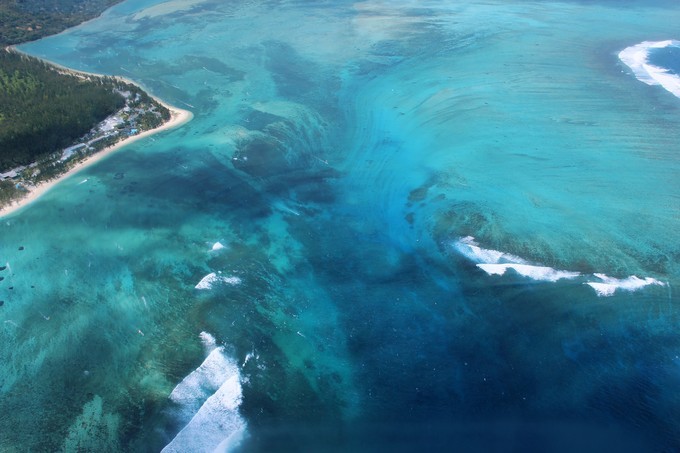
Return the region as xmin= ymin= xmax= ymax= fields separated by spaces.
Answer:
xmin=195 ymin=272 xmax=242 ymax=290
xmin=453 ymin=236 xmax=667 ymax=297
xmin=161 ymin=332 xmax=247 ymax=453
xmin=619 ymin=40 xmax=680 ymax=98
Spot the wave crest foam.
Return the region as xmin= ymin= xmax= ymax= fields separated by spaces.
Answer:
xmin=453 ymin=236 xmax=578 ymax=283
xmin=619 ymin=40 xmax=680 ymax=98
xmin=195 ymin=273 xmax=242 ymax=290
xmin=452 ymin=237 xmax=666 ymax=296
xmin=162 ymin=332 xmax=246 ymax=453
xmin=586 ymin=273 xmax=667 ymax=297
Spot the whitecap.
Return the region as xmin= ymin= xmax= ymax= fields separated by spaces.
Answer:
xmin=211 ymin=242 xmax=226 ymax=252
xmin=619 ymin=40 xmax=680 ymax=98
xmin=163 ymin=368 xmax=246 ymax=453
xmin=452 ymin=236 xmax=526 ymax=265
xmin=168 ymin=348 xmax=233 ymax=413
xmin=477 ymin=263 xmax=580 ymax=282
xmin=242 ymin=351 xmax=257 ymax=368
xmin=162 ymin=332 xmax=247 ymax=453
xmin=195 ymin=273 xmax=242 ymax=290
xmin=452 ymin=237 xmax=667 ymax=292
xmin=200 ymin=331 xmax=217 ymax=351
xmin=585 ymin=273 xmax=667 ymax=297
xmin=454 ymin=236 xmax=578 ymax=282
xmin=195 ymin=273 xmax=219 ymax=290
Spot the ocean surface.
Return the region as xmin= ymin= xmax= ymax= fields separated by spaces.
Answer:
xmin=2 ymin=0 xmax=680 ymax=450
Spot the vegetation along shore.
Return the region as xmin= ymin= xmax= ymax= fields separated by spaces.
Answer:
xmin=0 ymin=48 xmax=192 ymax=217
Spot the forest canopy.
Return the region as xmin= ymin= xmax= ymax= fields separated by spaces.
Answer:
xmin=0 ymin=0 xmax=122 ymax=46
xmin=0 ymin=49 xmax=127 ymax=171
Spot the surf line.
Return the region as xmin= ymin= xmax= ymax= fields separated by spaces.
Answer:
xmin=619 ymin=40 xmax=680 ymax=99
xmin=453 ymin=236 xmax=667 ymax=297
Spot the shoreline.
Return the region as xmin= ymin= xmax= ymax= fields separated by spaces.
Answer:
xmin=0 ymin=58 xmax=193 ymax=218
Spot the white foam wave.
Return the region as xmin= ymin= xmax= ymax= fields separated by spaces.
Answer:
xmin=477 ymin=263 xmax=580 ymax=282
xmin=453 ymin=237 xmax=665 ymax=293
xmin=162 ymin=332 xmax=246 ymax=453
xmin=163 ymin=374 xmax=246 ymax=452
xmin=586 ymin=273 xmax=667 ymax=297
xmin=211 ymin=242 xmax=226 ymax=251
xmin=453 ymin=236 xmax=526 ymax=265
xmin=242 ymin=351 xmax=259 ymax=368
xmin=453 ymin=236 xmax=577 ymax=282
xmin=195 ymin=273 xmax=220 ymax=289
xmin=195 ymin=273 xmax=242 ymax=290
xmin=200 ymin=331 xmax=217 ymax=351
xmin=168 ymin=348 xmax=232 ymax=412
xmin=619 ymin=40 xmax=680 ymax=98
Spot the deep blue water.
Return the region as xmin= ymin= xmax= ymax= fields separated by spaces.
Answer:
xmin=1 ymin=0 xmax=679 ymax=451
xmin=649 ymin=44 xmax=680 ymax=75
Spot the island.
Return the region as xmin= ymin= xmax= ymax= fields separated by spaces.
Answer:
xmin=0 ymin=48 xmax=191 ymax=216
xmin=0 ymin=0 xmax=192 ymax=216
xmin=0 ymin=0 xmax=123 ymax=46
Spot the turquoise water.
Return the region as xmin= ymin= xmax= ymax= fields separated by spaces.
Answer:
xmin=2 ymin=0 xmax=679 ymax=450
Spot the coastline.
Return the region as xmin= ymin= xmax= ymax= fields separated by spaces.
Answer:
xmin=0 ymin=78 xmax=192 ymax=218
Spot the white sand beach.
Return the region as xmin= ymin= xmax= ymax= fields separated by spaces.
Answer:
xmin=0 ymin=98 xmax=192 ymax=218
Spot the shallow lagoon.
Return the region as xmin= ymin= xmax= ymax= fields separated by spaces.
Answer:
xmin=2 ymin=0 xmax=680 ymax=450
